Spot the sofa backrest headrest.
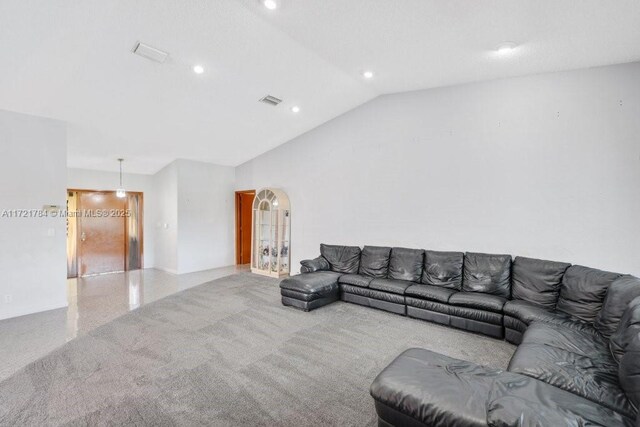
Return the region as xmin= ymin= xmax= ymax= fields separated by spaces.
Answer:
xmin=510 ymin=256 xmax=571 ymax=309
xmin=462 ymin=252 xmax=512 ymax=298
xmin=388 ymin=247 xmax=424 ymax=283
xmin=610 ymin=296 xmax=640 ymax=363
xmin=359 ymin=246 xmax=392 ymax=278
xmin=595 ymin=275 xmax=640 ymax=339
xmin=618 ymin=332 xmax=640 ymax=412
xmin=422 ymin=250 xmax=464 ymax=290
xmin=556 ymin=265 xmax=621 ymax=323
xmin=320 ymin=244 xmax=361 ymax=274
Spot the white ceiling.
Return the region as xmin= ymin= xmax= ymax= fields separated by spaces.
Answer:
xmin=1 ymin=0 xmax=640 ymax=174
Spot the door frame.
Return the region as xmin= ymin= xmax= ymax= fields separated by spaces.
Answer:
xmin=68 ymin=189 xmax=144 ymax=277
xmin=235 ymin=190 xmax=255 ymax=265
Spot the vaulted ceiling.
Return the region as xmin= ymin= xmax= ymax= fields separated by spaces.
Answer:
xmin=1 ymin=0 xmax=639 ymax=174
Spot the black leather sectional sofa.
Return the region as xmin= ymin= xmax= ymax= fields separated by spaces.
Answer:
xmin=279 ymin=244 xmax=640 ymax=426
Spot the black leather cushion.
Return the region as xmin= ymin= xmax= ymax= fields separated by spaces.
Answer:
xmin=521 ymin=322 xmax=606 ymax=359
xmin=618 ymin=332 xmax=640 ymax=412
xmin=503 ymin=300 xmax=597 ymax=333
xmin=610 ymin=296 xmax=640 ymax=362
xmin=359 ymin=246 xmax=392 ymax=278
xmin=405 ymin=284 xmax=456 ymax=303
xmin=511 ymin=256 xmax=570 ymax=309
xmin=556 ymin=265 xmax=621 ymax=323
xmin=371 ymin=348 xmax=502 ymax=427
xmin=320 ymin=244 xmax=361 ymax=274
xmin=421 ymin=251 xmax=464 ymax=290
xmin=462 ymin=252 xmax=512 ymax=298
xmin=595 ymin=275 xmax=640 ymax=339
xmin=448 ymin=305 xmax=503 ymax=325
xmin=487 ymin=372 xmax=636 ymax=427
xmin=340 ymin=284 xmax=404 ymax=305
xmin=388 ymin=247 xmax=424 ymax=283
xmin=448 ymin=292 xmax=507 ymax=313
xmin=508 ymin=343 xmax=634 ymax=418
xmin=279 ymin=271 xmax=341 ymax=296
xmin=299 ymin=256 xmax=330 ymax=273
xmin=370 ymin=278 xmax=412 ymax=295
xmin=338 ymin=274 xmax=373 ymax=288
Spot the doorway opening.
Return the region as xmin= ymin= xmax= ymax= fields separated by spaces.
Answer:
xmin=67 ymin=190 xmax=143 ymax=278
xmin=235 ymin=190 xmax=255 ymax=265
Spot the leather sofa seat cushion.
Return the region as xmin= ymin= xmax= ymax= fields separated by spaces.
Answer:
xmin=279 ymin=271 xmax=341 ymax=296
xmin=404 ymin=284 xmax=456 ymax=303
xmin=521 ymin=322 xmax=607 ymax=359
xmin=320 ymin=244 xmax=361 ymax=274
xmin=370 ymin=348 xmax=502 ymax=427
xmin=618 ymin=332 xmax=640 ymax=413
xmin=487 ymin=372 xmax=636 ymax=427
xmin=448 ymin=305 xmax=503 ymax=325
xmin=508 ymin=343 xmax=634 ymax=418
xmin=504 ymin=300 xmax=597 ymax=334
xmin=595 ymin=275 xmax=640 ymax=339
xmin=610 ymin=296 xmax=640 ymax=362
xmin=359 ymin=246 xmax=392 ymax=278
xmin=511 ymin=256 xmax=571 ymax=309
xmin=462 ymin=252 xmax=512 ymax=298
xmin=421 ymin=250 xmax=464 ymax=290
xmin=556 ymin=265 xmax=621 ymax=323
xmin=370 ymin=278 xmax=412 ymax=295
xmin=388 ymin=247 xmax=424 ymax=283
xmin=338 ymin=274 xmax=373 ymax=288
xmin=340 ymin=284 xmax=404 ymax=305
xmin=448 ymin=292 xmax=507 ymax=313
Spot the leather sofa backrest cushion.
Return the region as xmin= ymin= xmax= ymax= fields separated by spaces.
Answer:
xmin=422 ymin=250 xmax=464 ymax=290
xmin=511 ymin=257 xmax=571 ymax=309
xmin=595 ymin=275 xmax=640 ymax=339
xmin=359 ymin=246 xmax=392 ymax=278
xmin=320 ymin=244 xmax=361 ymax=274
xmin=462 ymin=252 xmax=512 ymax=298
xmin=556 ymin=265 xmax=621 ymax=323
xmin=610 ymin=296 xmax=640 ymax=362
xmin=618 ymin=332 xmax=640 ymax=412
xmin=388 ymin=247 xmax=424 ymax=282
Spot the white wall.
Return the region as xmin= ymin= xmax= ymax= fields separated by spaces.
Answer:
xmin=176 ymin=160 xmax=235 ymax=274
xmin=236 ymin=62 xmax=640 ymax=276
xmin=152 ymin=162 xmax=179 ymax=273
xmin=0 ymin=109 xmax=67 ymax=320
xmin=151 ymin=159 xmax=235 ymax=274
xmin=67 ymin=168 xmax=155 ymax=268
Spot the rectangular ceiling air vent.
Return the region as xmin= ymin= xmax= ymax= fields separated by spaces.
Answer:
xmin=132 ymin=41 xmax=169 ymax=63
xmin=259 ymin=95 xmax=283 ymax=106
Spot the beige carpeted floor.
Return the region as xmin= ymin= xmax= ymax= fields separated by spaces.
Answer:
xmin=0 ymin=272 xmax=514 ymax=426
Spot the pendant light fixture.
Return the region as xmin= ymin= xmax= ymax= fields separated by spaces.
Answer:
xmin=116 ymin=158 xmax=126 ymax=198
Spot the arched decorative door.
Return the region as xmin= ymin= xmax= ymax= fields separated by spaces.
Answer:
xmin=251 ymin=188 xmax=291 ymax=278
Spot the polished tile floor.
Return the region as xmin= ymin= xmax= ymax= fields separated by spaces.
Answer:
xmin=0 ymin=265 xmax=248 ymax=382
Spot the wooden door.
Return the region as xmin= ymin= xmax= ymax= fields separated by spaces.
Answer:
xmin=78 ymin=192 xmax=126 ymax=276
xmin=236 ymin=191 xmax=255 ymax=264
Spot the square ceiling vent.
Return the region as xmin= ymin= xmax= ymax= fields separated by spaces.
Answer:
xmin=259 ymin=95 xmax=282 ymax=106
xmin=132 ymin=42 xmax=168 ymax=63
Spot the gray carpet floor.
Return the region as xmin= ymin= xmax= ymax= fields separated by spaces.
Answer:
xmin=0 ymin=272 xmax=515 ymax=426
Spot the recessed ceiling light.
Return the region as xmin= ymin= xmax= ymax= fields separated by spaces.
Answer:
xmin=362 ymin=70 xmax=374 ymax=79
xmin=496 ymin=42 xmax=517 ymax=55
xmin=291 ymin=106 xmax=300 ymax=113
xmin=193 ymin=65 xmax=204 ymax=74
xmin=263 ymin=0 xmax=278 ymax=10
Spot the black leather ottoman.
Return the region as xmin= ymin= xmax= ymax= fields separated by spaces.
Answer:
xmin=370 ymin=348 xmax=502 ymax=427
xmin=279 ymin=271 xmax=341 ymax=311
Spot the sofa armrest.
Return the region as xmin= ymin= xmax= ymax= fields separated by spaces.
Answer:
xmin=300 ymin=256 xmax=330 ymax=273
xmin=487 ymin=372 xmax=635 ymax=427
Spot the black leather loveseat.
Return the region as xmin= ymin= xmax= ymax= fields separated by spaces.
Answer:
xmin=279 ymin=244 xmax=640 ymax=426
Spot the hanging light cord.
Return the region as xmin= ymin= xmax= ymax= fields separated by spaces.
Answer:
xmin=119 ymin=158 xmax=123 ymax=186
